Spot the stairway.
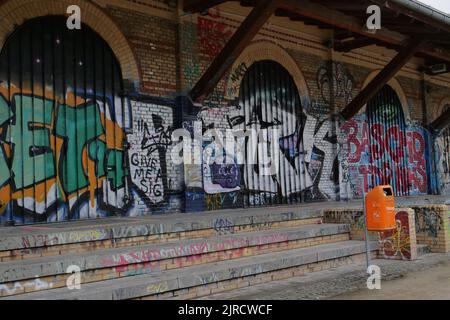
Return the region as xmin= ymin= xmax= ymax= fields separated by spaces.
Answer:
xmin=0 ymin=206 xmax=377 ymax=300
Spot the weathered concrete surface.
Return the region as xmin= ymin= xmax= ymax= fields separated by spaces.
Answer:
xmin=2 ymin=240 xmax=378 ymax=300
xmin=201 ymin=253 xmax=450 ymax=300
xmin=1 ymin=195 xmax=446 ymax=251
xmin=0 ymin=205 xmax=325 ymax=251
xmin=0 ymin=224 xmax=350 ymax=283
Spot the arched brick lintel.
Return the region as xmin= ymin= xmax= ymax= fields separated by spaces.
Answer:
xmin=224 ymin=40 xmax=310 ymax=106
xmin=358 ymin=70 xmax=410 ymax=121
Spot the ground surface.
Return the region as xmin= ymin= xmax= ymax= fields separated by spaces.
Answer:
xmin=200 ymin=253 xmax=450 ymax=300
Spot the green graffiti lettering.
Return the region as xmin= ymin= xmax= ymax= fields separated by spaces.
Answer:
xmin=8 ymin=95 xmax=55 ymax=189
xmin=88 ymin=140 xmax=106 ymax=178
xmin=0 ymin=94 xmax=10 ymax=187
xmin=55 ymin=102 xmax=104 ymax=194
xmin=107 ymin=149 xmax=128 ymax=190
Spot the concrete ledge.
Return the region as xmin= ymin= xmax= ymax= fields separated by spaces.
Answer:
xmin=0 ymin=206 xmax=325 ymax=252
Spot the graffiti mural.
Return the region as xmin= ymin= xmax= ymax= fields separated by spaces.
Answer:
xmin=237 ymin=60 xmax=311 ymax=205
xmin=436 ymin=105 xmax=450 ymax=195
xmin=317 ymin=62 xmax=354 ymax=105
xmin=197 ymin=16 xmax=232 ymax=58
xmin=0 ymin=14 xmax=444 ymax=224
xmin=127 ymin=101 xmax=173 ymax=207
xmin=339 ymin=86 xmax=429 ymax=199
xmin=0 ymin=16 xmax=182 ymax=224
xmin=0 ymin=16 xmax=131 ymax=223
xmin=379 ymin=211 xmax=414 ymax=260
xmin=194 ymin=60 xmax=351 ymax=209
xmin=415 ymin=207 xmax=443 ymax=238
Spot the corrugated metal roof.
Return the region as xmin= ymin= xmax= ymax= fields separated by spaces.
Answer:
xmin=390 ymin=0 xmax=450 ymax=26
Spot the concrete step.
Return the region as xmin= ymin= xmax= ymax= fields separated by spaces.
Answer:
xmin=2 ymin=240 xmax=378 ymax=300
xmin=0 ymin=223 xmax=350 ymax=297
xmin=0 ymin=206 xmax=324 ymax=261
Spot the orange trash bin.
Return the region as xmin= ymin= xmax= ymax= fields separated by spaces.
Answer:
xmin=365 ymin=185 xmax=396 ymax=231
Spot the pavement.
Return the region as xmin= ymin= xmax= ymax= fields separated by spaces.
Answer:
xmin=200 ymin=253 xmax=450 ymax=300
xmin=332 ymin=261 xmax=450 ymax=300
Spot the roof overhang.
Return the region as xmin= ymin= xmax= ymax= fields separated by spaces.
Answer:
xmin=183 ymin=0 xmax=450 ymax=129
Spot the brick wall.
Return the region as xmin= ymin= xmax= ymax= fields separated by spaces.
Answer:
xmin=410 ymin=205 xmax=450 ymax=253
xmin=106 ymin=6 xmax=178 ymax=96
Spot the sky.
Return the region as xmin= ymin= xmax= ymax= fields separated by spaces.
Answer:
xmin=418 ymin=0 xmax=450 ymax=14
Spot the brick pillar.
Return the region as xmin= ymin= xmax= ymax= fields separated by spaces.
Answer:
xmin=378 ymin=208 xmax=417 ymax=260
xmin=411 ymin=205 xmax=450 ymax=253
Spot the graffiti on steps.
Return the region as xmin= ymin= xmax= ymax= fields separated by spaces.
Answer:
xmin=0 ymin=278 xmax=53 ymax=296
xmin=213 ymin=217 xmax=234 ymax=234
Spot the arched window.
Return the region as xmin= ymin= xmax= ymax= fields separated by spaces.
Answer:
xmin=367 ymin=85 xmax=410 ymax=196
xmin=238 ymin=60 xmax=312 ymax=206
xmin=0 ymin=16 xmax=128 ymax=224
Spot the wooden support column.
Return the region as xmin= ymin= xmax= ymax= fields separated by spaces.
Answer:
xmin=431 ymin=108 xmax=450 ymax=132
xmin=341 ymin=38 xmax=427 ymax=120
xmin=190 ymin=0 xmax=279 ymax=102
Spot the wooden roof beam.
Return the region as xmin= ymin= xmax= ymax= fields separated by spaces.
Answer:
xmin=280 ymin=0 xmax=450 ymax=64
xmin=341 ymin=38 xmax=428 ymax=120
xmin=190 ymin=0 xmax=280 ymax=102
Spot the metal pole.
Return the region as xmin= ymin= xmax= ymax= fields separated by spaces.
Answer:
xmin=362 ymin=185 xmax=371 ymax=268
